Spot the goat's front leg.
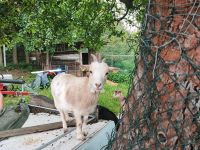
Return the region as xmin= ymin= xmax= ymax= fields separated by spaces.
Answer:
xmin=75 ymin=114 xmax=86 ymax=140
xmin=82 ymin=115 xmax=88 ymax=136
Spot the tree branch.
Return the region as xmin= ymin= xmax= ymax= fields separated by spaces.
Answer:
xmin=115 ymin=8 xmax=129 ymax=22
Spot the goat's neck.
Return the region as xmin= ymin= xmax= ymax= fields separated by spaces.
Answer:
xmin=82 ymin=84 xmax=99 ymax=107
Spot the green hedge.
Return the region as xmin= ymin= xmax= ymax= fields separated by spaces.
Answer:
xmin=108 ymin=71 xmax=130 ymax=83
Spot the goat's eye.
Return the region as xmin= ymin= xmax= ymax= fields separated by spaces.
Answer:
xmin=90 ymin=71 xmax=92 ymax=74
xmin=105 ymin=72 xmax=109 ymax=76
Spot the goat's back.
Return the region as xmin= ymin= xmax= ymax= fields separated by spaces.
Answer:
xmin=51 ymin=73 xmax=97 ymax=114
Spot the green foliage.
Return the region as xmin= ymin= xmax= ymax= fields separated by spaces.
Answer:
xmin=113 ymin=59 xmax=134 ymax=72
xmin=0 ymin=0 xmax=22 ymax=45
xmin=108 ymin=71 xmax=130 ymax=84
xmin=132 ymin=0 xmax=149 ymax=22
xmin=3 ymin=96 xmax=18 ymax=106
xmin=4 ymin=96 xmax=29 ymax=106
xmin=0 ymin=0 xmax=148 ymax=53
xmin=113 ymin=0 xmax=148 ymax=23
xmin=101 ymin=34 xmax=131 ymax=55
xmin=1 ymin=0 xmax=118 ymax=51
xmin=101 ymin=32 xmax=138 ymax=72
xmin=38 ymin=87 xmax=53 ymax=99
xmin=1 ymin=62 xmax=37 ymax=72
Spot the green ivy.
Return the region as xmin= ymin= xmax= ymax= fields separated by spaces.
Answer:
xmin=108 ymin=71 xmax=130 ymax=83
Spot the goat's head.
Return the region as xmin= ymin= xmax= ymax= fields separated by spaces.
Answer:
xmin=88 ymin=54 xmax=109 ymax=93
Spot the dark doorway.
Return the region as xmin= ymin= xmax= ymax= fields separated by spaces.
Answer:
xmin=82 ymin=53 xmax=89 ymax=64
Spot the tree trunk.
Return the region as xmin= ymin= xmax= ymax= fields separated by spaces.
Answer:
xmin=113 ymin=0 xmax=200 ymax=149
xmin=12 ymin=45 xmax=18 ymax=65
xmin=0 ymin=47 xmax=3 ymax=66
xmin=35 ymin=51 xmax=40 ymax=66
xmin=44 ymin=51 xmax=50 ymax=70
xmin=25 ymin=52 xmax=29 ymax=64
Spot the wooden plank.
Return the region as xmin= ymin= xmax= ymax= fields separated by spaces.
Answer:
xmin=0 ymin=117 xmax=96 ymax=139
xmin=0 ymin=121 xmax=66 ymax=139
xmin=29 ymin=104 xmax=76 ymax=117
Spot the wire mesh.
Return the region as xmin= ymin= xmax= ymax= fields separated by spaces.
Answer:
xmin=106 ymin=0 xmax=200 ymax=149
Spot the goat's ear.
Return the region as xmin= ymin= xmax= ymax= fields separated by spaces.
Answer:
xmin=91 ymin=54 xmax=98 ymax=62
xmin=80 ymin=65 xmax=90 ymax=72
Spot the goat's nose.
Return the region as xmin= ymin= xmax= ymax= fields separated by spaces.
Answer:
xmin=95 ymin=83 xmax=101 ymax=88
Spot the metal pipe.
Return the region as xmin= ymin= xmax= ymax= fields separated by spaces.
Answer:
xmin=3 ymin=45 xmax=6 ymax=67
xmin=0 ymin=91 xmax=30 ymax=96
xmin=0 ymin=79 xmax=25 ymax=84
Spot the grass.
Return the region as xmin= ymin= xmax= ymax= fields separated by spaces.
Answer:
xmin=3 ymin=82 xmax=129 ymax=114
xmin=99 ymin=83 xmax=129 ymax=114
xmin=4 ymin=95 xmax=29 ymax=106
xmin=38 ymin=88 xmax=53 ymax=99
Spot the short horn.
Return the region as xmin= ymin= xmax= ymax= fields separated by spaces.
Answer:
xmin=91 ymin=54 xmax=98 ymax=62
xmin=102 ymin=58 xmax=106 ymax=62
xmin=109 ymin=67 xmax=120 ymax=72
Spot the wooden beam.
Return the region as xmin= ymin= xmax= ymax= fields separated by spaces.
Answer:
xmin=0 ymin=121 xmax=66 ymax=139
xmin=0 ymin=117 xmax=96 ymax=139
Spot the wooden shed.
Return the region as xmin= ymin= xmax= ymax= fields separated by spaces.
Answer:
xmin=30 ymin=43 xmax=102 ymax=76
xmin=2 ymin=43 xmax=101 ymax=76
xmin=48 ymin=43 xmax=91 ymax=76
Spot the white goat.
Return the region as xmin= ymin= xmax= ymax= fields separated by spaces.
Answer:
xmin=51 ymin=54 xmax=109 ymax=140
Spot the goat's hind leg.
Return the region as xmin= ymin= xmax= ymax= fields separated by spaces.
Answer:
xmin=59 ymin=110 xmax=68 ymax=133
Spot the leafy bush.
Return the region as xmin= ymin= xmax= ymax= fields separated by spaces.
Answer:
xmin=3 ymin=62 xmax=42 ymax=72
xmin=108 ymin=71 xmax=130 ymax=83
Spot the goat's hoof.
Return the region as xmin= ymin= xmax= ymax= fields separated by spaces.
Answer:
xmin=77 ymin=134 xmax=86 ymax=141
xmin=83 ymin=131 xmax=88 ymax=136
xmin=63 ymin=128 xmax=68 ymax=133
